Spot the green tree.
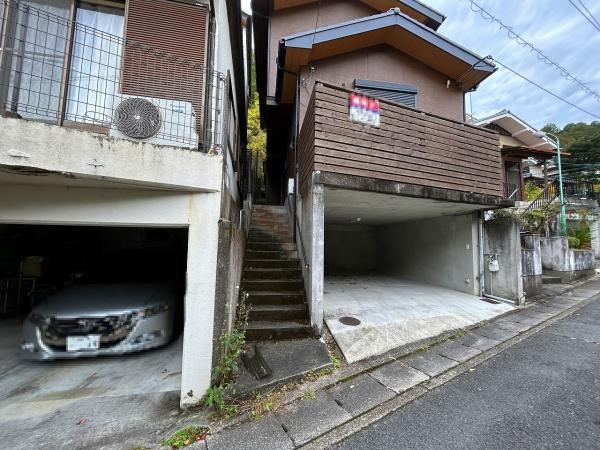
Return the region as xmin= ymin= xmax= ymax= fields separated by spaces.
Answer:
xmin=540 ymin=121 xmax=600 ymax=180
xmin=247 ymin=55 xmax=266 ymax=189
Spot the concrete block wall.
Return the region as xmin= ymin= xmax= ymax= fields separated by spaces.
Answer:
xmin=375 ymin=214 xmax=480 ymax=295
xmin=483 ymin=218 xmax=524 ymax=304
xmin=521 ymin=234 xmax=542 ymax=297
xmin=540 ymin=236 xmax=595 ymax=281
xmin=324 ymin=224 xmax=377 ymax=274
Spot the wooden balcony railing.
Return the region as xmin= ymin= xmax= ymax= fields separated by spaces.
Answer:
xmin=299 ymin=82 xmax=504 ymax=198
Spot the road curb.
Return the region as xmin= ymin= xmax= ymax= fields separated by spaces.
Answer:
xmin=297 ymin=291 xmax=600 ymax=450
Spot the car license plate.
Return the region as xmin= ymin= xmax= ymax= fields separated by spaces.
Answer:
xmin=66 ymin=335 xmax=100 ymax=352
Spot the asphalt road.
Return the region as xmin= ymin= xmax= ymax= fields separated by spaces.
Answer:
xmin=336 ymin=298 xmax=600 ymax=450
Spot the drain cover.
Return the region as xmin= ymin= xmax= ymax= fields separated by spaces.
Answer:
xmin=480 ymin=297 xmax=500 ymax=304
xmin=339 ymin=316 xmax=361 ymax=326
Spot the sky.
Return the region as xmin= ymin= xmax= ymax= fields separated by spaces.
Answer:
xmin=241 ymin=0 xmax=600 ymax=128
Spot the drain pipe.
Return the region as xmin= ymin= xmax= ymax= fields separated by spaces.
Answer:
xmin=479 ymin=211 xmax=516 ymax=306
xmin=478 ymin=211 xmax=485 ymax=298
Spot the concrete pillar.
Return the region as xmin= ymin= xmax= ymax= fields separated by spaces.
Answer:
xmin=310 ymin=183 xmax=325 ymax=335
xmin=180 ymin=191 xmax=221 ymax=408
xmin=590 ymin=220 xmax=600 ymax=258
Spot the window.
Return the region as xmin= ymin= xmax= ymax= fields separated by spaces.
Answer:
xmin=354 ymin=79 xmax=417 ymax=108
xmin=65 ymin=1 xmax=125 ymax=124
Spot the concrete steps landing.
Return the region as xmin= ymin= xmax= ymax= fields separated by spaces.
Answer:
xmin=241 ymin=205 xmax=312 ymax=341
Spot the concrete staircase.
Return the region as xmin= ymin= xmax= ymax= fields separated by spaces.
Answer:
xmin=242 ymin=205 xmax=312 ymax=340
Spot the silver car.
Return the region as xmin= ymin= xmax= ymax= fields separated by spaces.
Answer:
xmin=20 ymin=282 xmax=177 ymax=360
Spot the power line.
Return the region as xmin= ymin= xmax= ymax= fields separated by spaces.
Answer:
xmin=575 ymin=0 xmax=600 ymax=28
xmin=568 ymin=0 xmax=600 ymax=32
xmin=489 ymin=57 xmax=600 ymax=121
xmin=464 ymin=0 xmax=600 ymax=103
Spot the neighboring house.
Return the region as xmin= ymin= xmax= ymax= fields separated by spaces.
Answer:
xmin=251 ymin=0 xmax=517 ymax=362
xmin=0 ymin=0 xmax=249 ymax=407
xmin=473 ymin=110 xmax=559 ymax=200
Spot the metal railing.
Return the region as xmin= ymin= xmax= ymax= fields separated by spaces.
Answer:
xmin=0 ymin=0 xmax=225 ymax=151
xmin=503 ymin=182 xmax=520 ymax=200
xmin=524 ymin=178 xmax=597 ymax=213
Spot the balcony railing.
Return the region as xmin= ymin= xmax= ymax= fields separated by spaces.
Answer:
xmin=299 ymin=82 xmax=504 ymax=197
xmin=0 ymin=0 xmax=225 ymax=151
xmin=504 ymin=183 xmax=520 ymax=200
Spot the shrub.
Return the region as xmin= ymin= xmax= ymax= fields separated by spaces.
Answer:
xmin=524 ymin=181 xmax=544 ymax=201
xmin=568 ymin=236 xmax=581 ymax=249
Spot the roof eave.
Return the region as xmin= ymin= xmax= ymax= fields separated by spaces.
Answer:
xmin=275 ymin=10 xmax=495 ymax=101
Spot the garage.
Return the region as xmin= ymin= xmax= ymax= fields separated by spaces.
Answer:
xmin=321 ymin=188 xmax=513 ymax=363
xmin=0 ymin=224 xmax=187 ymax=425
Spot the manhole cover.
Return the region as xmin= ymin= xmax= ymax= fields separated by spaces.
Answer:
xmin=339 ymin=316 xmax=361 ymax=326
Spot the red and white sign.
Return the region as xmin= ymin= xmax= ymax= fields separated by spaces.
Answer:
xmin=348 ymin=93 xmax=380 ymax=127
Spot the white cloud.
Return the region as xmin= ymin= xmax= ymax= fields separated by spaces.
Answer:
xmin=425 ymin=0 xmax=600 ymax=127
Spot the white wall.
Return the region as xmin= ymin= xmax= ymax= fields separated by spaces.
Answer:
xmin=0 ymin=183 xmax=220 ymax=407
xmin=0 ymin=117 xmax=222 ymax=192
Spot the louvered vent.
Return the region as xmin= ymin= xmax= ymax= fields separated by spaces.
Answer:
xmin=354 ymin=79 xmax=417 ymax=108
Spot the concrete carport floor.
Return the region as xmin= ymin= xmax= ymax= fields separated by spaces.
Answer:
xmin=0 ymin=319 xmax=182 ymax=449
xmin=323 ymin=188 xmax=514 ymax=363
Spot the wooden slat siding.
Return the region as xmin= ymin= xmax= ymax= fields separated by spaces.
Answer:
xmin=298 ymin=87 xmax=316 ymax=193
xmin=316 ymin=93 xmax=500 ymax=161
xmin=122 ymin=0 xmax=209 ymax=134
xmin=310 ymin=83 xmax=503 ymax=197
xmin=318 ymin=85 xmax=498 ymax=144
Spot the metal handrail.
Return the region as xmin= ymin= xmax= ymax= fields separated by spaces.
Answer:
xmin=524 ymin=179 xmax=559 ymax=213
xmin=286 ymin=193 xmax=309 ymax=270
xmin=524 ymin=177 xmax=597 ymax=213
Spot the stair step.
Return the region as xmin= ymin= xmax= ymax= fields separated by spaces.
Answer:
xmin=542 ymin=275 xmax=563 ymax=284
xmin=250 ymin=224 xmax=293 ymax=234
xmin=252 ymin=215 xmax=290 ymax=223
xmin=245 ymin=259 xmax=300 ymax=268
xmin=248 ymin=242 xmax=296 ymax=251
xmin=248 ymin=304 xmax=308 ymax=321
xmin=247 ymin=235 xmax=293 ymax=244
xmin=245 ymin=320 xmax=313 ymax=340
xmin=253 ymin=205 xmax=287 ymax=212
xmin=242 ymin=279 xmax=304 ymax=291
xmin=245 ymin=290 xmax=306 ymax=305
xmin=246 ymin=250 xmax=298 ymax=259
xmin=243 ymin=267 xmax=302 ymax=280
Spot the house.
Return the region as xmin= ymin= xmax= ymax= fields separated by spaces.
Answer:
xmin=473 ymin=109 xmax=559 ymax=200
xmin=250 ymin=0 xmax=518 ymax=363
xmin=0 ymin=0 xmax=249 ymax=407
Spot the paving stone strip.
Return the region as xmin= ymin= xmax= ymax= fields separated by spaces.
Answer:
xmin=199 ymin=279 xmax=600 ymax=450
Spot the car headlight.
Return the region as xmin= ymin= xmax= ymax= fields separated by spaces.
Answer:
xmin=28 ymin=312 xmax=51 ymax=328
xmin=138 ymin=304 xmax=170 ymax=318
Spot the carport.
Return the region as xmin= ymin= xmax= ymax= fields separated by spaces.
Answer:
xmin=0 ymin=179 xmax=221 ymax=419
xmin=0 ymin=224 xmax=186 ymax=422
xmin=321 ymin=188 xmax=513 ymax=363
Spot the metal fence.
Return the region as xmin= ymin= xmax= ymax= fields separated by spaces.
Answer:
xmin=0 ymin=0 xmax=226 ymax=151
xmin=525 ymin=178 xmax=597 ymax=212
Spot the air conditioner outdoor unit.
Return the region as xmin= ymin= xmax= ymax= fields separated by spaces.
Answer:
xmin=109 ymin=94 xmax=198 ymax=149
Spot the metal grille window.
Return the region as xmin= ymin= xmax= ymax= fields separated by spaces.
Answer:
xmin=0 ymin=0 xmax=225 ymax=151
xmin=354 ymin=79 xmax=417 ymax=108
